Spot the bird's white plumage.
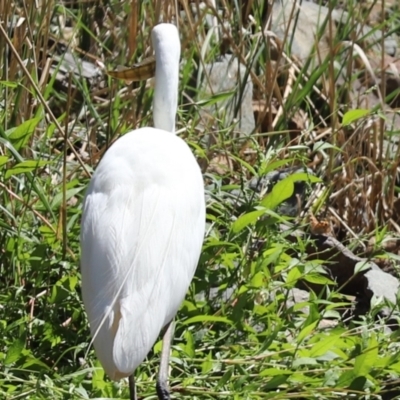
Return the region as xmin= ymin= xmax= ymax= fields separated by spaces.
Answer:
xmin=152 ymin=24 xmax=180 ymax=132
xmin=80 ymin=23 xmax=205 ymax=381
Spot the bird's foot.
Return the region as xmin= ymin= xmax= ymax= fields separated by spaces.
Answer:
xmin=156 ymin=379 xmax=170 ymax=400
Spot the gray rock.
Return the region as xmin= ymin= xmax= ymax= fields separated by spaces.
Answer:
xmin=51 ymin=52 xmax=101 ymax=81
xmin=286 ymin=288 xmax=310 ymax=313
xmin=307 ymin=233 xmax=400 ymax=307
xmin=271 ymin=0 xmax=397 ymax=64
xmin=198 ymin=54 xmax=255 ymax=136
xmin=271 ymin=0 xmax=337 ymax=65
xmin=364 ymin=268 xmax=399 ymax=304
xmin=281 ymin=225 xmax=400 ymax=325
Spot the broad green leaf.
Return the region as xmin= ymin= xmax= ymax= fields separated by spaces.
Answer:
xmin=5 ymin=160 xmax=48 ymax=179
xmin=342 ymin=109 xmax=370 ymax=126
xmin=39 ymin=225 xmax=57 ymax=245
xmin=322 ymin=310 xmax=341 ymax=319
xmin=50 ymin=187 xmax=85 ymax=209
xmin=182 ymin=315 xmax=233 ymax=326
xmin=154 ymin=339 xmax=162 ymax=353
xmin=261 ymin=177 xmax=294 ymax=210
xmin=6 ymin=118 xmax=41 ymax=150
xmin=309 ymin=335 xmax=340 ymax=357
xmin=337 ymin=370 xmax=356 ymax=388
xmin=354 ymin=261 xmax=371 ymax=274
xmin=259 ymin=159 xmax=294 ymax=176
xmin=389 ymin=361 xmax=400 ymax=373
xmin=183 ymin=330 xmax=195 ymax=358
xmin=354 ymin=340 xmax=378 ymax=377
xmin=250 ymin=271 xmax=265 ymax=288
xmin=22 ymin=355 xmax=51 ymax=370
xmin=264 ymin=374 xmax=290 ymax=389
xmin=324 ymin=368 xmax=341 ymax=386
xmin=260 ymin=368 xmax=292 ymax=377
xmin=74 ymin=386 xmax=89 ymax=398
xmin=292 ymin=357 xmax=319 ymax=367
xmin=50 ymin=275 xmax=78 ymax=304
xmin=297 ymin=320 xmax=318 ymax=343
xmin=201 ymin=352 xmax=213 ymax=374
xmin=5 ymin=337 xmax=25 ymax=365
xmin=374 ymin=355 xmax=392 ymax=369
xmin=0 ymin=155 xmax=8 ymax=167
xmin=231 ymin=209 xmax=265 ymax=233
xmin=293 ymin=301 xmax=311 ymax=312
xmin=261 ymin=172 xmax=321 ymax=210
xmin=349 ymin=376 xmax=367 ymax=391
xmin=303 ymin=273 xmax=336 ymax=285
xmin=289 ymin=172 xmax=321 ymax=183
xmin=217 ymin=367 xmax=233 ymax=388
xmin=92 ymin=360 xmax=105 ymax=391
xmin=286 ymin=265 xmax=302 ymax=286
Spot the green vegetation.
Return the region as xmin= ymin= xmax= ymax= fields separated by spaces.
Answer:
xmin=1 ymin=0 xmax=400 ymax=399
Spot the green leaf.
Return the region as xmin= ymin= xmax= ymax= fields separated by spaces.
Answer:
xmin=201 ymin=352 xmax=213 ymax=374
xmin=231 ymin=155 xmax=257 ymax=176
xmin=389 ymin=361 xmax=400 ymax=373
xmin=354 ymin=343 xmax=378 ymax=377
xmin=92 ymin=360 xmax=105 ymax=391
xmin=264 ymin=374 xmax=290 ymax=389
xmin=0 ymin=155 xmax=9 ymax=167
xmin=261 ymin=172 xmax=321 ymax=210
xmin=231 ymin=209 xmax=265 ymax=233
xmin=297 ymin=320 xmax=318 ymax=343
xmin=6 ymin=118 xmax=41 ymax=150
xmin=303 ymin=273 xmax=336 ymax=285
xmin=259 ymin=159 xmax=294 ymax=176
xmin=5 ymin=337 xmax=25 ymax=365
xmin=183 ymin=330 xmax=195 ymax=358
xmin=50 ymin=187 xmax=85 ymax=209
xmin=5 ymin=160 xmax=48 ymax=179
xmin=349 ymin=376 xmax=367 ymax=391
xmin=261 ymin=177 xmax=294 ymax=210
xmin=50 ymin=275 xmax=78 ymax=304
xmin=22 ymin=355 xmax=51 ymax=370
xmin=260 ymin=368 xmax=292 ymax=377
xmin=292 ymin=357 xmax=319 ymax=367
xmin=309 ymin=335 xmax=340 ymax=357
xmin=250 ymin=271 xmax=265 ymax=288
xmin=0 ymin=80 xmax=18 ymax=88
xmin=289 ymin=172 xmax=321 ymax=183
xmin=196 ymin=91 xmax=235 ymax=107
xmin=286 ymin=265 xmax=302 ymax=287
xmin=342 ymin=109 xmax=370 ymax=126
xmin=217 ymin=367 xmax=233 ymax=388
xmin=46 ymin=113 xmax=66 ymax=138
xmin=337 ymin=370 xmax=356 ymax=388
xmin=354 ymin=261 xmax=371 ymax=274
xmin=182 ymin=315 xmax=233 ymax=326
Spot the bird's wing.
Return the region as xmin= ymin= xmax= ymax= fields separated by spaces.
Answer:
xmin=81 ymin=171 xmax=204 ymax=378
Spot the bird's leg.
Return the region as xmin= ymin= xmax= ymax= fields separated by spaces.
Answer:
xmin=128 ymin=375 xmax=137 ymax=400
xmin=156 ymin=321 xmax=175 ymax=400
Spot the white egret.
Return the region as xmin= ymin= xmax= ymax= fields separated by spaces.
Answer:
xmin=80 ymin=23 xmax=205 ymax=400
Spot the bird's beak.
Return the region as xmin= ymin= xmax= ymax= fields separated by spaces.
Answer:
xmin=107 ymin=56 xmax=156 ymax=82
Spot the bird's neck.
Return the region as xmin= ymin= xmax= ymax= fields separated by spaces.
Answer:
xmin=152 ymin=31 xmax=180 ymax=133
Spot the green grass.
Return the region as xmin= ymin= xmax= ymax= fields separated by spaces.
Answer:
xmin=1 ymin=0 xmax=400 ymax=399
